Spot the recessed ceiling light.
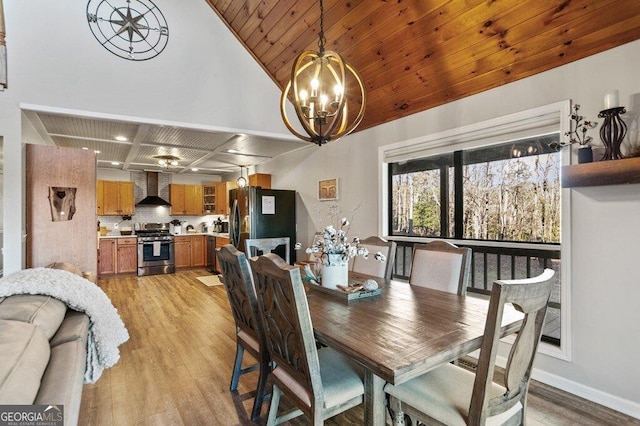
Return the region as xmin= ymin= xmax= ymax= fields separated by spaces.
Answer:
xmin=114 ymin=135 xmax=128 ymax=141
xmin=191 ymin=168 xmax=199 ymax=172
xmin=94 ymin=150 xmax=101 ymax=154
xmin=111 ymin=161 xmax=120 ymax=166
xmin=82 ymin=147 xmax=88 ymax=150
xmin=227 ymin=149 xmax=240 ymax=153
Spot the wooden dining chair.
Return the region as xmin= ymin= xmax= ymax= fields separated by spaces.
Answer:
xmin=249 ymin=253 xmax=365 ymax=425
xmin=350 ymin=236 xmax=397 ymax=279
xmin=409 ymin=240 xmax=472 ymax=295
xmin=245 ymin=237 xmax=291 ymax=264
xmin=385 ymin=268 xmax=556 ymax=426
xmin=216 ymin=244 xmax=270 ymax=422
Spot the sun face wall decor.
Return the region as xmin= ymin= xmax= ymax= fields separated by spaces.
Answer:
xmin=86 ymin=0 xmax=169 ymax=61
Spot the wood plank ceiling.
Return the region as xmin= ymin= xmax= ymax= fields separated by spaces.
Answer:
xmin=205 ymin=0 xmax=640 ymax=133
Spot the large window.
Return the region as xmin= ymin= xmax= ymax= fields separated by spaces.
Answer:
xmin=390 ymin=134 xmax=561 ymax=243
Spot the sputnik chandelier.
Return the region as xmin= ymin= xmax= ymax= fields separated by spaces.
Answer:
xmin=280 ymin=0 xmax=366 ymax=146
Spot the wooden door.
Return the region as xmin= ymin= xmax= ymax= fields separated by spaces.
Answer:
xmin=170 ymin=184 xmax=186 ymax=215
xmin=119 ymin=182 xmax=135 ymax=215
xmin=116 ymin=238 xmax=138 ymax=273
xmin=99 ymin=238 xmax=117 ymax=275
xmin=102 ymin=181 xmax=121 ymax=215
xmin=97 ymin=180 xmax=104 ymax=215
xmin=174 ymin=236 xmax=191 ymax=268
xmin=191 ymin=235 xmax=206 ymax=267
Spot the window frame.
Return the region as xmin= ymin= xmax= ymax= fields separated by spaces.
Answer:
xmin=378 ymin=100 xmax=572 ymax=361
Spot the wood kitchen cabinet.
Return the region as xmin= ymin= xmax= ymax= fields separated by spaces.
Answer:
xmin=99 ymin=237 xmax=137 ymax=276
xmin=170 ymin=184 xmax=203 ymax=215
xmin=174 ymin=236 xmax=192 ymax=268
xmin=203 ymin=184 xmax=216 ymax=214
xmin=98 ymin=180 xmax=134 ymax=216
xmin=98 ymin=238 xmax=117 ymax=275
xmin=214 ymin=182 xmax=236 ymax=215
xmin=174 ymin=235 xmax=207 ymax=268
xmin=248 ymin=173 xmax=271 ymax=188
xmin=116 ymin=237 xmax=138 ymax=274
xmin=214 ymin=235 xmax=230 ymax=273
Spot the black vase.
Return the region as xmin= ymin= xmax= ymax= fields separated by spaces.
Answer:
xmin=577 ymin=146 xmax=593 ymax=164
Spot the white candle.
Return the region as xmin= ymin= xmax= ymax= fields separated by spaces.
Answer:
xmin=604 ymin=90 xmax=619 ymax=109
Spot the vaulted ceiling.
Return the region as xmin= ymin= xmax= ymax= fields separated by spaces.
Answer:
xmin=206 ymin=0 xmax=640 ymax=132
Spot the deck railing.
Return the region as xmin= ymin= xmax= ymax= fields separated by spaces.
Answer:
xmin=392 ymin=240 xmax=562 ymax=345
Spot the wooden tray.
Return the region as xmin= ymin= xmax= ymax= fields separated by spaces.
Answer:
xmin=306 ymin=282 xmax=382 ymax=302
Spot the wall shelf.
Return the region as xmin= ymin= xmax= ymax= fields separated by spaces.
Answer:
xmin=561 ymin=156 xmax=640 ymax=188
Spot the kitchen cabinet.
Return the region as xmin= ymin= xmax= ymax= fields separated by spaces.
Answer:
xmin=116 ymin=238 xmax=138 ymax=274
xmin=170 ymin=184 xmax=203 ymax=215
xmin=174 ymin=236 xmax=192 ymax=268
xmin=99 ymin=237 xmax=137 ymax=275
xmin=203 ymin=184 xmax=216 ymax=214
xmin=98 ymin=238 xmax=117 ymax=275
xmin=248 ymin=173 xmax=271 ymax=188
xmin=98 ymin=180 xmax=134 ymax=216
xmin=214 ymin=235 xmax=230 ymax=273
xmin=174 ymin=235 xmax=207 ymax=268
xmin=215 ymin=182 xmax=236 ymax=215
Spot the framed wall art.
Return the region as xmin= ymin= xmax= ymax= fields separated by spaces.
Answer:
xmin=318 ymin=178 xmax=338 ymax=201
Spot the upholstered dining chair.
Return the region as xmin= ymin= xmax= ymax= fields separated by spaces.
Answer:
xmin=245 ymin=237 xmax=291 ymax=264
xmin=249 ymin=253 xmax=365 ymax=425
xmin=385 ymin=268 xmax=556 ymax=426
xmin=350 ymin=236 xmax=397 ymax=279
xmin=409 ymin=240 xmax=472 ymax=295
xmin=216 ymin=244 xmax=270 ymax=422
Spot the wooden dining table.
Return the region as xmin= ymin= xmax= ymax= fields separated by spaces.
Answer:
xmin=305 ymin=272 xmax=524 ymax=425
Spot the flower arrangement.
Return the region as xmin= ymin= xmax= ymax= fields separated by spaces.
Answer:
xmin=551 ymin=103 xmax=598 ymax=150
xmin=294 ymin=202 xmax=386 ymax=266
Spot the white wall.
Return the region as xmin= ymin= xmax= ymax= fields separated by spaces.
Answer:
xmin=0 ymin=0 xmax=293 ymax=274
xmin=261 ymin=41 xmax=640 ymax=416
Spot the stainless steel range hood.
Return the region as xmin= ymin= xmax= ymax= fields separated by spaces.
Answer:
xmin=136 ymin=172 xmax=172 ymax=207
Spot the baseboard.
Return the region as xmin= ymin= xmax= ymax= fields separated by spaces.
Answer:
xmin=492 ymin=354 xmax=640 ymax=420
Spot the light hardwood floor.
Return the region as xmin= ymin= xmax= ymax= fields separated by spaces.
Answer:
xmin=79 ymin=269 xmax=639 ymax=425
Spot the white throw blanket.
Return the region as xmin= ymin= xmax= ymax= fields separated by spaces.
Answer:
xmin=0 ymin=268 xmax=129 ymax=383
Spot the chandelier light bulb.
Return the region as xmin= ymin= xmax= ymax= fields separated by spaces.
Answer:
xmin=300 ymin=89 xmax=308 ymax=107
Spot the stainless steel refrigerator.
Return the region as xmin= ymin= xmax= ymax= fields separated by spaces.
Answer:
xmin=229 ymin=187 xmax=296 ymax=263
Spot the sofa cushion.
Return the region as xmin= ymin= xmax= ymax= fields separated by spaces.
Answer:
xmin=50 ymin=310 xmax=90 ymax=348
xmin=35 ymin=339 xmax=87 ymax=426
xmin=0 ymin=295 xmax=67 ymax=339
xmin=0 ymin=320 xmax=51 ymax=404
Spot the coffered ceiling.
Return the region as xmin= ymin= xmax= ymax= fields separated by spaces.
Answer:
xmin=206 ymin=0 xmax=640 ymax=131
xmin=22 ymin=110 xmax=308 ymax=175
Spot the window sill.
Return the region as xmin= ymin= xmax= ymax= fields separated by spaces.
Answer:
xmin=561 ymin=156 xmax=640 ymax=188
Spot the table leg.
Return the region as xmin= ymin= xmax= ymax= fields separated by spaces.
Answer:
xmin=364 ymin=370 xmax=386 ymax=426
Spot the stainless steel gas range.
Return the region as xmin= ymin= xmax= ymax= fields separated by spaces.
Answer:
xmin=136 ymin=223 xmax=175 ymax=276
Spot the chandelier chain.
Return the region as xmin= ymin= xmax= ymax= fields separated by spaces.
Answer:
xmin=317 ymin=0 xmax=326 ymax=55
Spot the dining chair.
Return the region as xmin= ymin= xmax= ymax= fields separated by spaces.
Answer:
xmin=216 ymin=244 xmax=270 ymax=422
xmin=245 ymin=237 xmax=291 ymax=264
xmin=385 ymin=268 xmax=556 ymax=426
xmin=350 ymin=236 xmax=397 ymax=279
xmin=409 ymin=240 xmax=472 ymax=295
xmin=249 ymin=253 xmax=365 ymax=425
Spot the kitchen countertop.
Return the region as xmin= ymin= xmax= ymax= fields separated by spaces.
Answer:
xmin=98 ymin=232 xmax=230 ymax=239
